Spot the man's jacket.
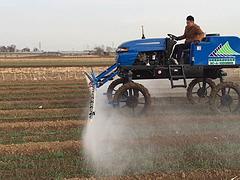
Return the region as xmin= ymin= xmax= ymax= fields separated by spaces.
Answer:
xmin=177 ymin=24 xmax=205 ymax=43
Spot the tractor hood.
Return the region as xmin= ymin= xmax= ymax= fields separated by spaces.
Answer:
xmin=116 ymin=38 xmax=167 ymax=66
xmin=117 ymin=38 xmax=166 ymax=52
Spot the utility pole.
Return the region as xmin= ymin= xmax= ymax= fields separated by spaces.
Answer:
xmin=141 ymin=25 xmax=146 ymax=39
xmin=39 ymin=41 xmax=42 ymax=51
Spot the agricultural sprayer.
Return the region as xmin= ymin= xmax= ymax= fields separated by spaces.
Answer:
xmin=85 ymin=33 xmax=240 ymax=119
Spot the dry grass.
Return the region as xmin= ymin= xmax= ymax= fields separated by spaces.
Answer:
xmin=0 ymin=66 xmax=108 ymax=82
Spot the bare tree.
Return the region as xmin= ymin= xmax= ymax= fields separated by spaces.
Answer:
xmin=105 ymin=46 xmax=115 ymax=56
xmin=7 ymin=45 xmax=16 ymax=52
xmin=21 ymin=47 xmax=30 ymax=52
xmin=0 ymin=46 xmax=7 ymax=52
xmin=94 ymin=46 xmax=105 ymax=56
xmin=33 ymin=48 xmax=39 ymax=52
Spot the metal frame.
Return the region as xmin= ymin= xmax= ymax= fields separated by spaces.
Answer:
xmin=90 ymin=63 xmax=120 ymax=88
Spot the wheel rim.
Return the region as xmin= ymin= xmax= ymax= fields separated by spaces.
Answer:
xmin=191 ymin=82 xmax=212 ymax=103
xmin=114 ymin=84 xmax=150 ymax=115
xmin=215 ymin=86 xmax=240 ymax=113
xmin=118 ymin=89 xmax=147 ymax=115
xmin=188 ymin=79 xmax=215 ymax=104
xmin=126 ymin=95 xmax=139 ymax=108
xmin=197 ymin=87 xmax=208 ymax=98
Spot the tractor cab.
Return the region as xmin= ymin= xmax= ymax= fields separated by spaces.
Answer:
xmin=168 ymin=33 xmax=222 ymax=65
xmin=168 ymin=33 xmax=240 ymax=67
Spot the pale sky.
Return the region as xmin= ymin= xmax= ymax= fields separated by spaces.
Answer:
xmin=0 ymin=0 xmax=239 ymax=51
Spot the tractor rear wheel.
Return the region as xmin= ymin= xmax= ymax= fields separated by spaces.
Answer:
xmin=187 ymin=78 xmax=216 ymax=104
xmin=210 ymin=82 xmax=240 ymax=114
xmin=113 ymin=82 xmax=151 ymax=115
xmin=107 ymin=78 xmax=127 ymax=102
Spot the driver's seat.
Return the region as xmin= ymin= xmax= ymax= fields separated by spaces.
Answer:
xmin=180 ymin=49 xmax=190 ymax=64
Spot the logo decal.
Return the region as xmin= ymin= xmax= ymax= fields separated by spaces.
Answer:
xmin=209 ymin=41 xmax=240 ymax=57
xmin=208 ymin=41 xmax=239 ymax=65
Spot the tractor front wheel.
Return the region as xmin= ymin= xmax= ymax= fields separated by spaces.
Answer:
xmin=210 ymin=82 xmax=240 ymax=114
xmin=113 ymin=82 xmax=151 ymax=115
xmin=187 ymin=78 xmax=216 ymax=104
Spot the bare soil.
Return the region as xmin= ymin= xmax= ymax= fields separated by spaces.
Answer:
xmin=0 ymin=140 xmax=82 ymax=155
xmin=0 ymin=120 xmax=86 ymax=131
xmin=0 ymin=67 xmax=238 ymax=179
xmin=71 ymin=170 xmax=240 ymax=180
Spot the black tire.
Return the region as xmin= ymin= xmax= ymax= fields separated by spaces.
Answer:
xmin=210 ymin=82 xmax=240 ymax=114
xmin=107 ymin=78 xmax=127 ymax=102
xmin=113 ymin=82 xmax=151 ymax=115
xmin=187 ymin=78 xmax=216 ymax=104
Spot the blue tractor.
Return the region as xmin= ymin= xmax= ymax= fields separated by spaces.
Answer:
xmin=87 ymin=34 xmax=240 ymax=115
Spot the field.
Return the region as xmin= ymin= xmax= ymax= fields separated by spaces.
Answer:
xmin=0 ymin=78 xmax=90 ymax=179
xmin=0 ymin=57 xmax=240 ymax=179
xmin=0 ymin=56 xmax=114 ymax=67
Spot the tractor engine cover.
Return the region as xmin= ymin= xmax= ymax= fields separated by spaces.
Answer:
xmin=116 ymin=38 xmax=166 ymax=66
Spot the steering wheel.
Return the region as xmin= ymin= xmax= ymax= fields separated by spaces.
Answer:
xmin=167 ymin=34 xmax=177 ymax=40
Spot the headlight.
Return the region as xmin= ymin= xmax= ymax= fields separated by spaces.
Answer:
xmin=116 ymin=47 xmax=128 ymax=53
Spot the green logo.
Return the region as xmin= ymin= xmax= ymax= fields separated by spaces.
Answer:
xmin=208 ymin=41 xmax=239 ymax=65
xmin=209 ymin=41 xmax=240 ymax=57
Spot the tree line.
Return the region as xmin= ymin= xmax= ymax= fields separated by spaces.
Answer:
xmin=0 ymin=44 xmax=115 ymax=55
xmin=93 ymin=46 xmax=115 ymax=56
xmin=0 ymin=45 xmax=40 ymax=53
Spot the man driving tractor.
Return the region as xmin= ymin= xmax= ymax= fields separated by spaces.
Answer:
xmin=170 ymin=15 xmax=205 ymax=64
